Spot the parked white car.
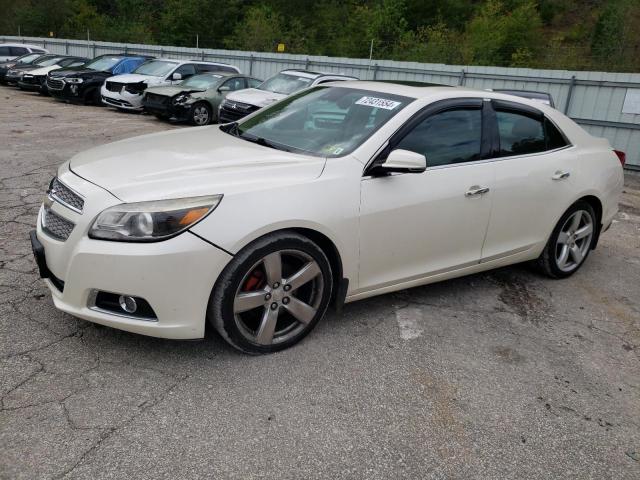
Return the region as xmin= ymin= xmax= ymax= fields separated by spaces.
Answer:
xmin=32 ymin=82 xmax=624 ymax=354
xmin=218 ymin=69 xmax=358 ymax=122
xmin=0 ymin=43 xmax=48 ymax=62
xmin=100 ymin=59 xmax=241 ymax=110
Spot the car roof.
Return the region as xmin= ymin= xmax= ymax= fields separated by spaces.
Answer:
xmin=325 ymin=80 xmax=558 ymax=109
xmin=280 ymin=69 xmax=356 ymax=79
xmin=151 ymin=58 xmax=235 ymax=67
xmin=0 ymin=43 xmax=45 ymax=49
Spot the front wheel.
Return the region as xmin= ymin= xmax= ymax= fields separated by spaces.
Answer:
xmin=537 ymin=201 xmax=596 ymax=278
xmin=208 ymin=232 xmax=333 ymax=354
xmin=190 ymin=102 xmax=212 ymax=126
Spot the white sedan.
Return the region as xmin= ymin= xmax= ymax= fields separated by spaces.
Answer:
xmin=32 ymin=82 xmax=624 ymax=354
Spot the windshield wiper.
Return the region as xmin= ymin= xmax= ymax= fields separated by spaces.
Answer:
xmin=241 ymin=134 xmax=291 ymax=152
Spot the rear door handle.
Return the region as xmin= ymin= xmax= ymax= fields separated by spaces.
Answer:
xmin=465 ymin=185 xmax=490 ymax=197
xmin=552 ymin=170 xmax=571 ymax=180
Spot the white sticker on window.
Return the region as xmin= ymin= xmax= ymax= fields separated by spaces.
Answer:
xmin=355 ymin=96 xmax=401 ymax=110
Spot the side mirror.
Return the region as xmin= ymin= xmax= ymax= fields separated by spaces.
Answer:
xmin=373 ymin=149 xmax=426 ymax=175
xmin=171 ymin=72 xmax=182 ymax=81
xmin=218 ymin=85 xmax=231 ymax=92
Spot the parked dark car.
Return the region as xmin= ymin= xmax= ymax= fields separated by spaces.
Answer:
xmin=47 ymin=54 xmax=153 ymax=105
xmin=0 ymin=53 xmax=58 ymax=85
xmin=18 ymin=56 xmax=90 ymax=94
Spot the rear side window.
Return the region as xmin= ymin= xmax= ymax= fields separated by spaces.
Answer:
xmin=10 ymin=46 xmax=28 ymax=56
xmin=203 ymin=64 xmax=237 ymax=73
xmin=175 ymin=64 xmax=196 ymax=77
xmin=496 ymin=110 xmax=546 ymax=156
xmin=396 ymin=108 xmax=483 ymax=167
xmin=0 ymin=47 xmax=10 ymax=56
xmin=222 ymin=77 xmax=245 ymax=91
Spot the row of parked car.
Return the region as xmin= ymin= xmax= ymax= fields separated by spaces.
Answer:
xmin=0 ymin=43 xmax=358 ymax=126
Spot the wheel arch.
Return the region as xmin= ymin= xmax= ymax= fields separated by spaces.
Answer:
xmin=577 ymin=194 xmax=603 ymax=249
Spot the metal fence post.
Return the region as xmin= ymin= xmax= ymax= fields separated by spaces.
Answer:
xmin=372 ymin=64 xmax=379 ymax=80
xmin=305 ymin=57 xmax=310 ymax=70
xmin=92 ymin=43 xmax=96 ymax=57
xmin=458 ymin=69 xmax=466 ymax=86
xmin=124 ymin=45 xmax=128 ymax=54
xmin=201 ymin=50 xmax=205 ymax=60
xmin=65 ymin=41 xmax=68 ymax=54
xmin=160 ymin=48 xmax=164 ymax=57
xmin=249 ymin=54 xmax=254 ymax=76
xmin=564 ymin=75 xmax=576 ymax=115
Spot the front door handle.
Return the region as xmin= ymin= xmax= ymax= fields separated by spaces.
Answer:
xmin=552 ymin=170 xmax=571 ymax=180
xmin=465 ymin=185 xmax=490 ymax=197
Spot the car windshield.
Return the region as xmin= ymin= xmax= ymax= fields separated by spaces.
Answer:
xmin=227 ymin=86 xmax=413 ymax=157
xmin=258 ymin=72 xmax=314 ymax=95
xmin=134 ymin=60 xmax=179 ymax=77
xmin=180 ymin=74 xmax=222 ymax=89
xmin=33 ymin=55 xmax=57 ymax=65
xmin=84 ymin=56 xmax=123 ymax=71
xmin=37 ymin=56 xmax=66 ymax=67
xmin=15 ymin=53 xmax=40 ymax=64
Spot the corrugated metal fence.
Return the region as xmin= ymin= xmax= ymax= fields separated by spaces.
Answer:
xmin=3 ymin=35 xmax=640 ymax=169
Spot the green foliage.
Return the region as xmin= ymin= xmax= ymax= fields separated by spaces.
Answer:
xmin=2 ymin=0 xmax=638 ymax=72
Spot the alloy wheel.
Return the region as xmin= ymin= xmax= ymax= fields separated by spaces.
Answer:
xmin=555 ymin=209 xmax=594 ymax=273
xmin=192 ymin=105 xmax=210 ymax=125
xmin=233 ymin=249 xmax=324 ymax=346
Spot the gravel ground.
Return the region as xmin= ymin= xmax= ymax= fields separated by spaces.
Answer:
xmin=1 ymin=89 xmax=639 ymax=480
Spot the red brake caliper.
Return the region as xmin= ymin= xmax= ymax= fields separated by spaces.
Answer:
xmin=243 ymin=269 xmax=265 ymax=292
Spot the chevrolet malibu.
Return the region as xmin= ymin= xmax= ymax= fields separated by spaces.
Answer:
xmin=31 ymin=82 xmax=624 ymax=354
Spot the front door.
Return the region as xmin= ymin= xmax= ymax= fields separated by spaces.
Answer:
xmin=358 ymin=101 xmax=495 ymax=292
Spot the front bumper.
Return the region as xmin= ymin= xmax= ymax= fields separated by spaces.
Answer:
xmin=18 ymin=75 xmax=46 ymax=91
xmin=47 ymin=80 xmax=88 ymax=103
xmin=143 ymin=98 xmax=194 ymax=122
xmin=33 ymin=170 xmax=233 ymax=339
xmin=101 ymin=84 xmax=144 ymax=110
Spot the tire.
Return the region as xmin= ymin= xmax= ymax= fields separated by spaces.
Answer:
xmin=91 ymin=88 xmax=103 ymax=107
xmin=190 ymin=102 xmax=212 ymax=126
xmin=537 ymin=200 xmax=597 ymax=278
xmin=208 ymin=232 xmax=333 ymax=354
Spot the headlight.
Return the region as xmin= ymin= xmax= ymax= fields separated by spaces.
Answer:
xmin=89 ymin=195 xmax=222 ymax=242
xmin=65 ymin=77 xmax=83 ymax=84
xmin=173 ymin=94 xmax=190 ymax=104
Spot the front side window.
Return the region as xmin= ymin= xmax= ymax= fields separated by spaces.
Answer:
xmin=38 ymin=56 xmax=66 ymax=67
xmin=228 ymin=86 xmax=412 ymax=157
xmin=496 ymin=110 xmax=545 ymax=156
xmin=179 ymin=74 xmax=222 ymax=89
xmin=396 ymin=108 xmax=483 ymax=167
xmin=174 ymin=64 xmax=196 ymax=78
xmin=15 ymin=53 xmax=40 ymax=64
xmin=223 ymin=77 xmax=245 ymax=91
xmin=0 ymin=47 xmax=10 ymax=56
xmin=133 ymin=60 xmax=179 ymax=77
xmin=258 ymin=73 xmax=314 ymax=95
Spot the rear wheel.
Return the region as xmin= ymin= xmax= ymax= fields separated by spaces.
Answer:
xmin=190 ymin=102 xmax=212 ymax=126
xmin=537 ymin=201 xmax=596 ymax=278
xmin=208 ymin=232 xmax=333 ymax=354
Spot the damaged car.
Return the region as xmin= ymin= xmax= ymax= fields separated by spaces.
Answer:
xmin=47 ymin=54 xmax=152 ymax=106
xmin=142 ymin=72 xmax=261 ymax=125
xmin=101 ymin=59 xmax=241 ymax=111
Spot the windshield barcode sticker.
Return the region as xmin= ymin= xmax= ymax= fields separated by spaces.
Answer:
xmin=355 ymin=96 xmax=401 ymax=110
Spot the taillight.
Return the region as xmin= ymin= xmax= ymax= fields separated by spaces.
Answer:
xmin=614 ymin=150 xmax=626 ymax=167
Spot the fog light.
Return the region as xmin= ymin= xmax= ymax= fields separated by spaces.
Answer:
xmin=119 ymin=295 xmax=137 ymax=313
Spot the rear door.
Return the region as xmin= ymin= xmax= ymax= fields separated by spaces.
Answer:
xmin=358 ymin=99 xmax=496 ymax=291
xmin=480 ymin=100 xmax=575 ymax=261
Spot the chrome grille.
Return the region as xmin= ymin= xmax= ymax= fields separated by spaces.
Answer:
xmin=46 ymin=76 xmax=64 ymax=90
xmin=48 ymin=177 xmax=84 ymax=213
xmin=42 ymin=208 xmax=75 ymax=241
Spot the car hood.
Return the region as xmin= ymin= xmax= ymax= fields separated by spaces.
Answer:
xmin=107 ymin=73 xmax=162 ymax=84
xmin=12 ymin=64 xmax=40 ymax=73
xmin=226 ymin=88 xmax=286 ymax=107
xmin=26 ymin=65 xmax=60 ymax=76
xmin=50 ymin=67 xmax=98 ymax=78
xmin=68 ymin=126 xmax=325 ymax=203
xmin=145 ymin=86 xmax=204 ymax=97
